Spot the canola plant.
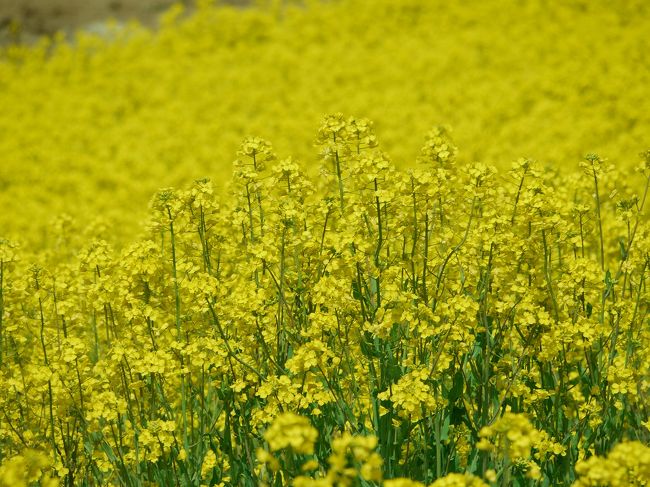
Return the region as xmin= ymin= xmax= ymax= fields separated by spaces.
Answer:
xmin=1 ymin=115 xmax=649 ymax=485
xmin=1 ymin=1 xmax=650 ymax=486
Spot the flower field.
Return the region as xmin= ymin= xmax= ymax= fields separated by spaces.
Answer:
xmin=1 ymin=1 xmax=650 ymax=486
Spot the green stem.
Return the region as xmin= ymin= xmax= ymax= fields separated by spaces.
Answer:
xmin=333 ymin=135 xmax=345 ymax=213
xmin=38 ymin=294 xmax=57 ymax=463
xmin=422 ymin=211 xmax=429 ymax=304
xmin=592 ymin=168 xmax=605 ymax=271
xmin=166 ymin=207 xmax=188 ymax=453
xmin=542 ymin=228 xmax=560 ymax=321
xmin=511 ymin=171 xmax=526 ymax=224
xmin=435 ymin=412 xmax=442 ymax=478
xmin=374 ymin=178 xmax=383 ymax=267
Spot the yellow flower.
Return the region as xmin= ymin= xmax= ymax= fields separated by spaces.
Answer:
xmin=384 ymin=479 xmax=425 ymax=487
xmin=201 ymin=450 xmax=217 ymax=481
xmin=264 ymin=413 xmax=318 ymax=455
xmin=429 ymin=473 xmax=489 ymax=487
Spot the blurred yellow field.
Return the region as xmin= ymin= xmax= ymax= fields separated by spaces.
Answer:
xmin=1 ymin=0 xmax=649 ymax=245
xmin=1 ymin=1 xmax=650 ymax=486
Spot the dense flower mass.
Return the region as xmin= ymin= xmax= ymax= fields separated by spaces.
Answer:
xmin=1 ymin=0 xmax=650 ymax=245
xmin=1 ymin=113 xmax=649 ymax=485
xmin=1 ymin=0 xmax=650 ymax=485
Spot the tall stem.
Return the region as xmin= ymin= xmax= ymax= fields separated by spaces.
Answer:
xmin=593 ymin=168 xmax=605 ymax=271
xmin=38 ymin=292 xmax=57 ymax=463
xmin=167 ymin=207 xmax=188 ymax=453
xmin=333 ymin=134 xmax=345 ymax=213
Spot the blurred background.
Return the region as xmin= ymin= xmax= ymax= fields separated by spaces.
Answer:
xmin=1 ymin=0 xmax=648 ymax=247
xmin=0 ymin=0 xmax=179 ymax=43
xmin=0 ymin=0 xmax=247 ymax=43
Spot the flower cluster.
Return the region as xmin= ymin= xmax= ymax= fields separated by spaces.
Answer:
xmin=1 ymin=113 xmax=650 ymax=484
xmin=573 ymin=441 xmax=650 ymax=486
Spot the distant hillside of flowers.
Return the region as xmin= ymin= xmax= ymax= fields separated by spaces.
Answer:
xmin=1 ymin=0 xmax=649 ymax=245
